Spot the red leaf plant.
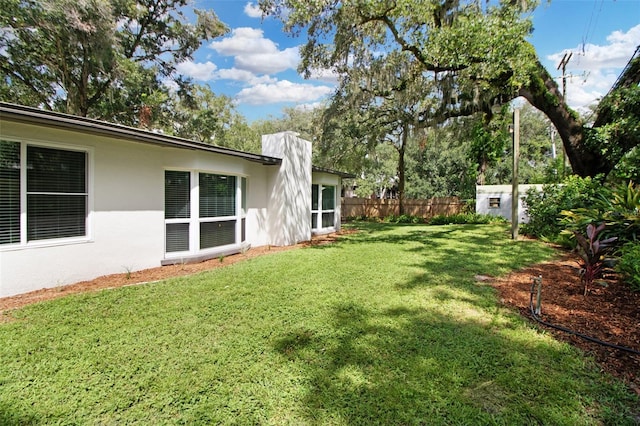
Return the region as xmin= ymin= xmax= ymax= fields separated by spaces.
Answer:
xmin=574 ymin=223 xmax=617 ymax=295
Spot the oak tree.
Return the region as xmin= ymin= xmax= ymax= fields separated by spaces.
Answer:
xmin=260 ymin=0 xmax=639 ymax=177
xmin=0 ymin=0 xmax=227 ymax=124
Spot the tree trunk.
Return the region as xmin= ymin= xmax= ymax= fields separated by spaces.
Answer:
xmin=519 ymin=60 xmax=609 ymax=177
xmin=476 ymin=155 xmax=487 ymax=185
xmin=397 ymin=124 xmax=408 ymax=215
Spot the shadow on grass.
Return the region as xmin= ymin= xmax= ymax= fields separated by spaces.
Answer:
xmin=281 ymin=224 xmax=635 ymax=423
xmin=337 ymin=223 xmax=554 ymax=286
xmin=272 ymin=301 xmax=633 ymax=425
xmin=0 ymin=402 xmax=40 ymax=425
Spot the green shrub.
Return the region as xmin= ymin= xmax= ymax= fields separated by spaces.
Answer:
xmin=560 ymin=180 xmax=640 ymax=248
xmin=384 ymin=214 xmax=425 ymax=224
xmin=616 ymin=242 xmax=640 ymax=291
xmin=521 ymin=175 xmax=603 ymax=239
xmin=428 ymin=213 xmax=506 ymax=225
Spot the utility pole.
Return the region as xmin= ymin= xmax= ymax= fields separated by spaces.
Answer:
xmin=550 ymin=127 xmax=558 ymax=181
xmin=511 ymin=108 xmax=520 ymax=240
xmin=556 ymin=52 xmax=572 ymax=178
xmin=557 ymin=52 xmax=573 ymax=100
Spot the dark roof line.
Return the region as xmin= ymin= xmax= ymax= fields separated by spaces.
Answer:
xmin=0 ymin=102 xmax=281 ymax=166
xmin=312 ymin=165 xmax=356 ymax=179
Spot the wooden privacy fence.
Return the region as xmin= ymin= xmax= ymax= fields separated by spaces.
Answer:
xmin=342 ymin=197 xmax=464 ymax=220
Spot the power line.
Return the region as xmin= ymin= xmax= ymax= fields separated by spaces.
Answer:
xmin=580 ymin=0 xmax=604 ymax=55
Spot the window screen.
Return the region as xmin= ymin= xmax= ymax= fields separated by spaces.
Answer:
xmin=200 ymin=220 xmax=236 ymax=249
xmin=165 ymin=171 xmax=190 ymax=219
xmin=322 ymin=186 xmax=335 ymax=210
xmin=241 ymin=177 xmax=247 ymax=215
xmin=200 ymin=174 xmax=236 ymax=218
xmin=26 ymin=146 xmax=86 ymax=241
xmin=311 ymin=184 xmax=319 ymax=210
xmin=322 ymin=212 xmax=335 ymax=228
xmin=0 ymin=141 xmax=20 ymax=245
xmin=166 ymin=223 xmax=189 ymax=252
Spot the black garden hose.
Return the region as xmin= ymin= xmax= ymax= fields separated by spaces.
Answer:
xmin=528 ymin=278 xmax=640 ymax=356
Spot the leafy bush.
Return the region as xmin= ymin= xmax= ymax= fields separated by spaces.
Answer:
xmin=616 ymin=242 xmax=640 ymax=292
xmin=573 ymin=223 xmax=617 ymax=295
xmin=608 ymin=181 xmax=640 ymax=243
xmin=521 ymin=175 xmax=603 ymax=240
xmin=560 ymin=180 xmax=639 ymax=247
xmin=384 ymin=214 xmax=425 ymax=224
xmin=428 ymin=213 xmax=506 ymax=225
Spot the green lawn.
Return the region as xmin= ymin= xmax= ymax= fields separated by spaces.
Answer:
xmin=1 ymin=223 xmax=638 ymax=425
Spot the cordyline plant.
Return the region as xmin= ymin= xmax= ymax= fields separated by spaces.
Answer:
xmin=574 ymin=223 xmax=617 ymax=296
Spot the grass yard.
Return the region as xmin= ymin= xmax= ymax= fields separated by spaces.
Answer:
xmin=1 ymin=223 xmax=638 ymax=424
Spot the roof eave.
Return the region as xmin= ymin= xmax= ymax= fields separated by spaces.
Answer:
xmin=0 ymin=102 xmax=282 ymax=166
xmin=312 ymin=165 xmax=356 ymax=179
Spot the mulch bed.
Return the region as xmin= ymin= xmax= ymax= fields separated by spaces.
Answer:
xmin=0 ymin=232 xmax=346 ymax=317
xmin=492 ymin=252 xmax=640 ymax=396
xmin=1 ymin=231 xmax=638 ymax=398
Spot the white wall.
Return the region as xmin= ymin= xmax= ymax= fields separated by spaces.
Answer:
xmin=312 ymin=172 xmax=343 ymax=234
xmin=476 ymin=184 xmax=543 ymax=223
xmin=1 ymin=122 xmax=343 ymax=297
xmin=0 ymin=122 xmax=275 ymax=297
xmin=262 ymin=132 xmax=312 ymax=246
xmin=0 ymin=123 xmax=166 ymax=296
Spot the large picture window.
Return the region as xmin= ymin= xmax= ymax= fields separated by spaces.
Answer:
xmin=311 ymin=184 xmax=336 ymax=231
xmin=27 ymin=146 xmax=87 ymax=241
xmin=0 ymin=140 xmax=88 ymax=246
xmin=164 ymin=171 xmax=246 ymax=256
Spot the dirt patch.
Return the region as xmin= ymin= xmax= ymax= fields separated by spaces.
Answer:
xmin=492 ymin=252 xmax=640 ymax=395
xmin=1 ymin=231 xmax=638 ymax=397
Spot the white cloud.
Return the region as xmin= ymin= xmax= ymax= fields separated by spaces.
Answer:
xmin=547 ymin=24 xmax=640 ymax=109
xmin=162 ymin=78 xmax=179 ymax=94
xmin=564 ymin=68 xmax=618 ymax=110
xmin=234 ymin=46 xmax=300 ymax=74
xmin=175 ymin=58 xmax=283 ymax=87
xmin=244 ymin=2 xmax=262 ymax=18
xmin=210 ymin=27 xmax=276 ymax=55
xmin=217 ymin=68 xmax=277 ymax=85
xmin=307 ymin=67 xmax=342 ymax=84
xmin=175 ymin=61 xmax=218 ymax=81
xmin=209 ymin=27 xmax=300 ymax=74
xmin=294 ymin=101 xmax=327 ymax=111
xmin=548 ymin=24 xmax=640 ymax=71
xmin=236 ymin=80 xmax=333 ymax=105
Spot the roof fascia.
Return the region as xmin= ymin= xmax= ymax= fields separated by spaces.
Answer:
xmin=0 ymin=102 xmax=281 ymax=166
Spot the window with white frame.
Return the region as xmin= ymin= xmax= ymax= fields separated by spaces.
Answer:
xmin=311 ymin=184 xmax=336 ymax=231
xmin=0 ymin=140 xmax=88 ymax=246
xmin=164 ymin=170 xmax=246 ymax=256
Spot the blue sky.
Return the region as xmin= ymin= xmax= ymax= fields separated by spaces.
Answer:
xmin=178 ymin=0 xmax=640 ymax=122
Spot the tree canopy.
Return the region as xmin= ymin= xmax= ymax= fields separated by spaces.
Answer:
xmin=0 ymin=0 xmax=227 ymax=124
xmin=260 ymin=0 xmax=639 ymax=178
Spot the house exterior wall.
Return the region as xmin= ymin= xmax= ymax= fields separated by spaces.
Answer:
xmin=0 ymin=115 xmax=346 ymax=297
xmin=312 ymin=172 xmax=343 ymax=235
xmin=0 ymin=121 xmax=277 ymax=297
xmin=475 ymin=184 xmax=544 ymax=223
xmin=262 ymin=132 xmax=312 ymax=246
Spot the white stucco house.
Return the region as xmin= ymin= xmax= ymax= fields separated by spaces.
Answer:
xmin=0 ymin=102 xmax=351 ymax=297
xmin=476 ymin=184 xmax=544 ymax=223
